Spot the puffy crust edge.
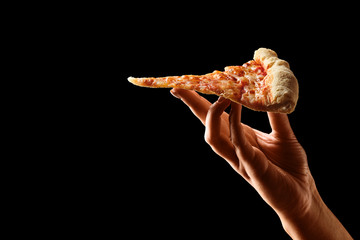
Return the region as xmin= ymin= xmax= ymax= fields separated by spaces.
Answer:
xmin=254 ymin=48 xmax=299 ymax=114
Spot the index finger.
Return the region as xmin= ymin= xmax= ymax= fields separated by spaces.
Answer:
xmin=170 ymin=89 xmax=212 ymax=125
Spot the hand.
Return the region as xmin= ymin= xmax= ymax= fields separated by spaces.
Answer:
xmin=171 ymin=88 xmax=310 ymax=215
xmin=171 ymin=88 xmax=353 ymax=240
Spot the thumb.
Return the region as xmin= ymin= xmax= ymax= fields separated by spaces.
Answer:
xmin=267 ymin=112 xmax=295 ymax=138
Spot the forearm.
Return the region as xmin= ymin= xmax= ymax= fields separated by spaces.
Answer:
xmin=279 ymin=189 xmax=353 ymax=240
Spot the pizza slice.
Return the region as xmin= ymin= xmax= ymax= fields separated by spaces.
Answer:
xmin=128 ymin=48 xmax=299 ymax=114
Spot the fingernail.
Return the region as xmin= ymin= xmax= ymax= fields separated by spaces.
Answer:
xmin=217 ymin=96 xmax=226 ymax=103
xmin=170 ymin=89 xmax=180 ymax=99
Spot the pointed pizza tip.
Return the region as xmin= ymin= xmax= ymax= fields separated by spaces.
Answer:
xmin=128 ymin=76 xmax=155 ymax=87
xmin=128 ymin=77 xmax=136 ymax=83
xmin=128 ymin=76 xmax=143 ymax=86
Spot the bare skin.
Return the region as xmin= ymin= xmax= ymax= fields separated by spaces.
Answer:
xmin=171 ymin=88 xmax=353 ymax=240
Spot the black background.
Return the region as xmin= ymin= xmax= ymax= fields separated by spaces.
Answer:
xmin=58 ymin=4 xmax=360 ymax=239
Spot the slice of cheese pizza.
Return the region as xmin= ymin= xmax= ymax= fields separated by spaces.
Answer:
xmin=128 ymin=48 xmax=299 ymax=114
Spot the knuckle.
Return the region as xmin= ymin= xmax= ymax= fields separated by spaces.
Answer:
xmin=204 ymin=133 xmax=213 ymax=145
xmin=207 ymin=104 xmax=221 ymax=117
xmin=204 ymin=133 xmax=218 ymax=146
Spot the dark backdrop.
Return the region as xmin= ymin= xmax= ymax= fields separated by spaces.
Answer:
xmin=67 ymin=4 xmax=359 ymax=239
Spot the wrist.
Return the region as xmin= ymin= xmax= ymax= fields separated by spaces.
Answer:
xmin=278 ymin=184 xmax=352 ymax=239
xmin=278 ymin=186 xmax=323 ymax=239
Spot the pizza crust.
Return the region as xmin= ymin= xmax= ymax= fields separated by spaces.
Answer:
xmin=254 ymin=48 xmax=299 ymax=114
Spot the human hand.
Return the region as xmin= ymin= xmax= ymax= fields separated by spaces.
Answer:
xmin=170 ymin=88 xmax=353 ymax=240
xmin=171 ymin=88 xmax=310 ymax=215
